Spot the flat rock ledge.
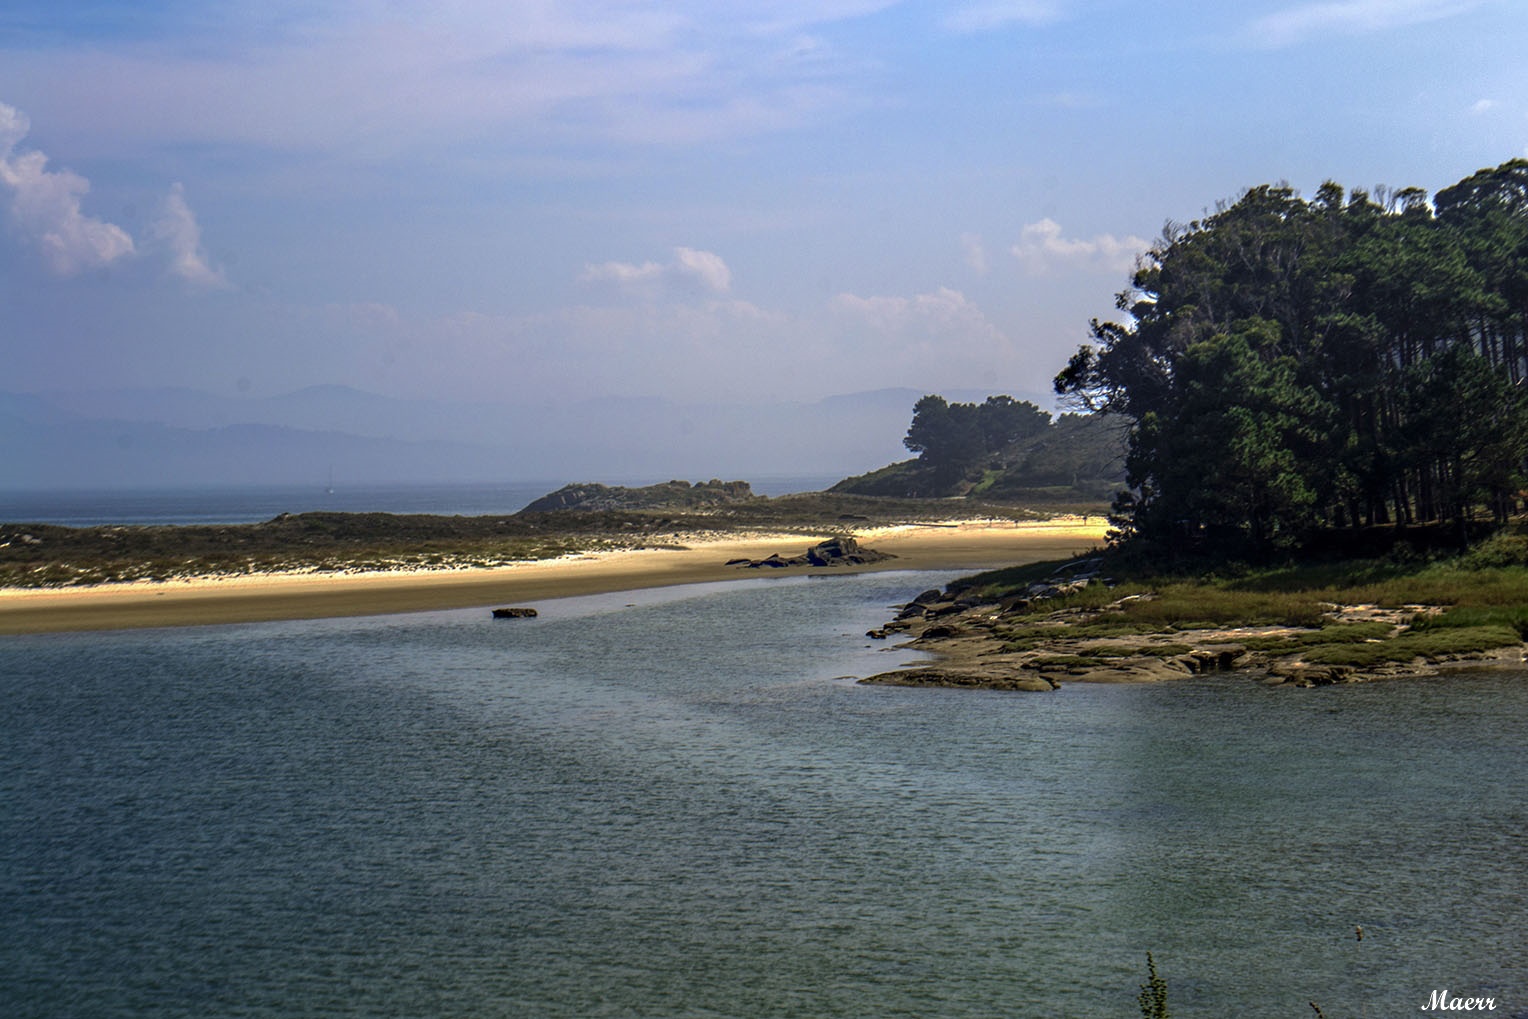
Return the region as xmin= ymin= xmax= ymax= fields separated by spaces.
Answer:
xmin=866 ymin=667 xmax=1058 ymax=693
xmin=860 ymin=574 xmax=1527 ymax=693
xmin=728 ymin=535 xmax=894 ymax=570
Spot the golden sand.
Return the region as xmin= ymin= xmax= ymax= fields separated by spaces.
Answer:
xmin=0 ymin=518 xmax=1108 ymax=634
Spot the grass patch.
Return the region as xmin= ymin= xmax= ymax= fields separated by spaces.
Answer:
xmin=1300 ymin=625 xmax=1520 ymax=666
xmin=995 ymin=625 xmax=1072 ymax=653
xmin=994 ymin=617 xmax=1166 ymax=649
xmin=1239 ymin=621 xmax=1395 ymax=656
xmin=1113 ymin=584 xmax=1327 ymax=629
xmin=955 ymin=559 xmax=1082 ymax=597
xmin=1087 ymin=642 xmax=1193 ymax=658
xmin=1409 ymin=604 xmax=1528 ymax=639
xmin=1028 ymin=654 xmax=1104 ymax=669
xmin=961 ymin=545 xmax=1528 ymax=673
xmin=1049 ymin=619 xmax=1166 ymax=639
xmin=988 ymin=582 xmax=1152 ymax=619
xmin=1459 ymin=530 xmax=1528 ymax=569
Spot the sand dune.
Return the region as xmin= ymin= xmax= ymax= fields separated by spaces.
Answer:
xmin=0 ymin=519 xmax=1108 ymax=634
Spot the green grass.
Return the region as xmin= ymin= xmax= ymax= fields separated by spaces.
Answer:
xmin=967 ymin=546 xmax=1528 ymax=671
xmin=1237 ymin=621 xmax=1396 ymax=655
xmin=1119 ymin=584 xmax=1328 ymax=629
xmin=1029 ymin=654 xmax=1104 ymax=669
xmin=1087 ymin=642 xmax=1194 ymax=658
xmin=1299 ymin=625 xmax=1521 ymax=666
xmin=1408 ymin=603 xmax=1528 ymax=639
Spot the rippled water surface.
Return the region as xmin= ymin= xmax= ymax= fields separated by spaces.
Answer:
xmin=3 ymin=572 xmax=1525 ymax=1017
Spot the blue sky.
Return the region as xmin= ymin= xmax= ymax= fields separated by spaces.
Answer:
xmin=2 ymin=0 xmax=1525 ymax=408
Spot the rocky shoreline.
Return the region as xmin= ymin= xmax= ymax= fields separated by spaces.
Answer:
xmin=862 ymin=565 xmax=1527 ymax=691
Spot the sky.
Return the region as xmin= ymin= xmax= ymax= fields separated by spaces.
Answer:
xmin=2 ymin=0 xmax=1526 ymax=410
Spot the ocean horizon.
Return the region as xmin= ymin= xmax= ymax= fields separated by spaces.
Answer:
xmin=0 ymin=476 xmax=845 ymax=528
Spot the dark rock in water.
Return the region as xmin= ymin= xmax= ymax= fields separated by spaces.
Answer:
xmin=861 ymin=667 xmax=1058 ymax=692
xmin=910 ymin=588 xmax=943 ymax=606
xmin=492 ymin=607 xmax=538 ymax=619
xmin=731 ymin=536 xmax=895 ymax=571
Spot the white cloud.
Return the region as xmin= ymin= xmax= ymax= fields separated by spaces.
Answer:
xmin=0 ymin=2 xmax=897 ymax=157
xmin=961 ymin=232 xmax=989 ymax=274
xmin=828 ymin=286 xmax=1031 ymax=387
xmin=943 ymin=1 xmax=1065 ymax=33
xmin=581 ymin=259 xmax=666 ymax=287
xmin=1470 ymin=98 xmax=1497 ymax=115
xmin=0 ymin=100 xmax=136 ymax=276
xmin=1246 ymin=0 xmax=1478 ymax=47
xmin=0 ymin=102 xmax=26 ymax=152
xmin=582 ymin=246 xmax=733 ymax=296
xmin=345 ymin=283 xmax=1018 ymax=402
xmin=833 ymin=286 xmax=1004 ymax=343
xmin=673 ymin=246 xmax=732 ymax=293
xmin=1011 ymin=218 xmax=1148 ymax=276
xmin=737 ymin=2 xmax=902 ymax=36
xmin=305 ymin=294 xmax=802 ymax=400
xmin=150 ymin=182 xmax=231 ymax=289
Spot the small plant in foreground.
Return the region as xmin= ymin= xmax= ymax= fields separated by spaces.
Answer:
xmin=1138 ymin=952 xmax=1170 ymax=1019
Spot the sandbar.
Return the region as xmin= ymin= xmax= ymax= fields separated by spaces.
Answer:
xmin=0 ymin=518 xmax=1107 ymax=635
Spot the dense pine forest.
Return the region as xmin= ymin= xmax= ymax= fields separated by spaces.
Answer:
xmin=832 ymin=396 xmax=1126 ymax=501
xmin=1055 ymin=158 xmax=1528 ymax=557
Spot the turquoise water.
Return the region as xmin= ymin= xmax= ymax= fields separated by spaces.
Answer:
xmin=2 ymin=571 xmax=1525 ymax=1017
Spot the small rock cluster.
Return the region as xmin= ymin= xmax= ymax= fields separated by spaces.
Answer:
xmin=728 ymin=536 xmax=894 ymax=570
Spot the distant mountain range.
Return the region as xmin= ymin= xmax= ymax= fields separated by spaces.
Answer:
xmin=1 ymin=384 xmax=1045 ymax=490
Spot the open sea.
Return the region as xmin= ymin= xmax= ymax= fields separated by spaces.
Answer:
xmin=3 ymin=567 xmax=1526 ymax=1018
xmin=0 ymin=478 xmax=845 ymax=528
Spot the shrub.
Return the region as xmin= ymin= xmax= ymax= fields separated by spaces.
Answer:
xmin=1138 ymin=953 xmax=1170 ymax=1019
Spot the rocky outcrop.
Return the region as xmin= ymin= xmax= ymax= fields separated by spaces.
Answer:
xmin=731 ymin=536 xmax=894 ymax=570
xmin=491 ymin=606 xmax=538 ymax=618
xmin=521 ymin=479 xmax=758 ymax=513
xmin=857 ymin=568 xmax=1513 ymax=692
xmin=868 ymin=667 xmax=1059 ymax=693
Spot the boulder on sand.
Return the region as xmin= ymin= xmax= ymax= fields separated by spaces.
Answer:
xmin=732 ymin=536 xmax=894 ymax=570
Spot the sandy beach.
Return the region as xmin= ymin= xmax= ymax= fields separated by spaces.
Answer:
xmin=0 ymin=518 xmax=1107 ymax=635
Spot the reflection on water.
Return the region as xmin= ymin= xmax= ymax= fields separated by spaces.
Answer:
xmin=2 ymin=572 xmax=1525 ymax=1017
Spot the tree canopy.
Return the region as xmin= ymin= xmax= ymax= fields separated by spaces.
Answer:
xmin=1055 ymin=159 xmax=1528 ymax=556
xmin=831 ymin=395 xmax=1123 ymax=499
xmin=903 ymin=394 xmax=1050 ymax=474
